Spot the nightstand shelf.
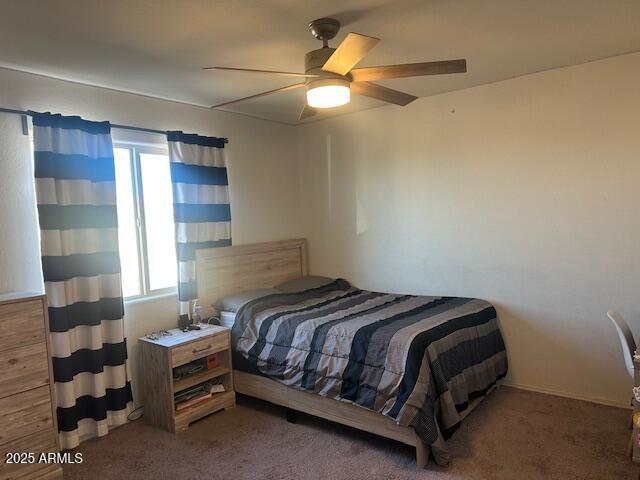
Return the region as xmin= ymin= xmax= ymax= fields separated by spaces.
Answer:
xmin=173 ymin=366 xmax=231 ymax=393
xmin=174 ymin=391 xmax=235 ymax=431
xmin=139 ymin=325 xmax=235 ymax=433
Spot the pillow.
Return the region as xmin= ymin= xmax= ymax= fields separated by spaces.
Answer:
xmin=275 ymin=276 xmax=335 ymax=293
xmin=213 ymin=288 xmax=279 ymax=313
xmin=218 ymin=311 xmax=236 ymax=328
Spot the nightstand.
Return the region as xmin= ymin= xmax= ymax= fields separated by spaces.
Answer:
xmin=139 ymin=324 xmax=235 ymax=433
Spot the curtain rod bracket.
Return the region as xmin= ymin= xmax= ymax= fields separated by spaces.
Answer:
xmin=20 ymin=115 xmax=29 ymax=136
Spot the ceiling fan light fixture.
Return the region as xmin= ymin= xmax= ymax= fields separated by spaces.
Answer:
xmin=306 ymin=78 xmax=350 ymax=108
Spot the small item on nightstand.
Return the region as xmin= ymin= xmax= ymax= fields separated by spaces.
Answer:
xmin=191 ymin=299 xmax=202 ymax=324
xmin=207 ymin=354 xmax=220 ymax=369
xmin=145 ymin=330 xmax=173 ymax=341
xmin=178 ymin=314 xmax=190 ymax=331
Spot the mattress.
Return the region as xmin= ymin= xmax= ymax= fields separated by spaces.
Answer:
xmin=231 ymin=279 xmax=507 ymax=465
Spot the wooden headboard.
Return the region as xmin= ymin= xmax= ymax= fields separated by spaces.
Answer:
xmin=195 ymin=238 xmax=307 ymax=315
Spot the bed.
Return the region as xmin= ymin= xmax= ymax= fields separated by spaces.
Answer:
xmin=195 ymin=239 xmax=507 ymax=467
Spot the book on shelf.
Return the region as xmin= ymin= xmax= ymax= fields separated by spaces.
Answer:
xmin=174 ymin=380 xmax=226 ymax=411
xmin=176 ymin=392 xmax=213 ymax=411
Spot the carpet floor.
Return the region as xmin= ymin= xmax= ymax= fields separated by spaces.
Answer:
xmin=64 ymin=387 xmax=638 ymax=480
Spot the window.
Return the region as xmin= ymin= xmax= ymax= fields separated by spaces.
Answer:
xmin=114 ymin=144 xmax=177 ymax=298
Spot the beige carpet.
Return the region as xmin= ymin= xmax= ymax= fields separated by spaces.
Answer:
xmin=64 ymin=387 xmax=638 ymax=480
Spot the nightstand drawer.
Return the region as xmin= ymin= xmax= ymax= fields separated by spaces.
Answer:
xmin=171 ymin=332 xmax=229 ymax=367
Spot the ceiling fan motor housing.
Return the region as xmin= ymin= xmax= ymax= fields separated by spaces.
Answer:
xmin=304 ymin=47 xmax=349 ymax=91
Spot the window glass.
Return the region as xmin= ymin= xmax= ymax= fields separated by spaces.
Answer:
xmin=113 ymin=145 xmax=177 ymax=298
xmin=140 ymin=153 xmax=177 ymax=291
xmin=113 ymin=148 xmax=141 ymax=297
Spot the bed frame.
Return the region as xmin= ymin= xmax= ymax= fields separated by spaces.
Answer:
xmin=195 ymin=238 xmax=490 ymax=468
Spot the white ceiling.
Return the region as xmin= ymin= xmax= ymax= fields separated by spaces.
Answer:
xmin=1 ymin=0 xmax=639 ymax=125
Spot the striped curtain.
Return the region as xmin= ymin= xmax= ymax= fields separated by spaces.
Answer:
xmin=167 ymin=131 xmax=231 ymax=316
xmin=33 ymin=112 xmax=133 ymax=449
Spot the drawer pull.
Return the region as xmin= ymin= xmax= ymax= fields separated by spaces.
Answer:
xmin=192 ymin=344 xmax=212 ymax=354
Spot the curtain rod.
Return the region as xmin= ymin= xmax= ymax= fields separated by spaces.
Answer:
xmin=0 ymin=107 xmax=229 ymax=144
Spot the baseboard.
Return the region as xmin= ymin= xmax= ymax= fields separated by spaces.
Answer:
xmin=502 ymin=380 xmax=631 ymax=410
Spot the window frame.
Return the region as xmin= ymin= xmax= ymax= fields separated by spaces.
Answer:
xmin=113 ymin=140 xmax=177 ymax=301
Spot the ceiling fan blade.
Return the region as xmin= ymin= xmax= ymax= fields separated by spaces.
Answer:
xmin=203 ymin=66 xmax=319 ymax=78
xmin=350 ymin=59 xmax=467 ymax=82
xmin=322 ymin=32 xmax=380 ymax=76
xmin=210 ymin=82 xmax=306 ymax=109
xmin=350 ymin=81 xmax=417 ymax=106
xmin=299 ymin=104 xmax=317 ymax=121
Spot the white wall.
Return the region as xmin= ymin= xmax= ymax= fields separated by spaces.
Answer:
xmin=0 ymin=114 xmax=42 ymax=292
xmin=0 ymin=67 xmax=303 ymax=404
xmin=297 ymin=52 xmax=640 ymax=407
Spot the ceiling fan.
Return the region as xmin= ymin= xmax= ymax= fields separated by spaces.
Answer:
xmin=203 ymin=18 xmax=467 ymax=121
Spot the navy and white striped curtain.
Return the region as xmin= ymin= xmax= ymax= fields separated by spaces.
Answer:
xmin=167 ymin=131 xmax=231 ymax=316
xmin=33 ymin=113 xmax=133 ymax=449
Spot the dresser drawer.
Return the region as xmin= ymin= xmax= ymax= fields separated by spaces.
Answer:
xmin=0 ymin=343 xmax=50 ymax=399
xmin=171 ymin=332 xmax=229 ymax=367
xmin=0 ymin=301 xmax=45 ymax=353
xmin=0 ymin=386 xmax=53 ymax=446
xmin=0 ymin=429 xmax=58 ymax=480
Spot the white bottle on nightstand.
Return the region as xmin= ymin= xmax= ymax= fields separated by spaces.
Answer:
xmin=191 ymin=299 xmax=202 ymax=324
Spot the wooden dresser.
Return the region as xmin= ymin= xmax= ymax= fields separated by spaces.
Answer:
xmin=139 ymin=325 xmax=235 ymax=433
xmin=0 ymin=292 xmax=62 ymax=480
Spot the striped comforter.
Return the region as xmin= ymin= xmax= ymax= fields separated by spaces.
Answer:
xmin=231 ymin=279 xmax=507 ymax=465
